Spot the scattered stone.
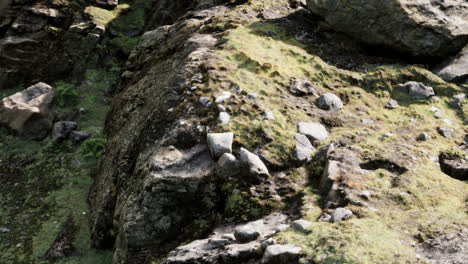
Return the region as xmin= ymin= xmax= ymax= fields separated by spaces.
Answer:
xmin=207 ymin=132 xmax=234 ymax=159
xmin=240 ymin=148 xmax=270 ymax=180
xmin=218 ymin=112 xmax=231 ymax=125
xmin=361 ymin=118 xmax=374 ymax=125
xmin=234 ymin=222 xmax=261 ymax=243
xmin=385 ymin=99 xmax=399 ymax=109
xmin=434 ymin=111 xmax=443 ymax=119
xmin=217 ymin=104 xmax=226 ymax=112
xmin=429 ymin=106 xmax=440 ymax=113
xmin=416 ymin=133 xmax=429 ymax=141
xmin=437 ymin=127 xmax=455 ymax=138
xmin=263 ymin=111 xmax=275 ymax=120
xmin=52 ymin=121 xmax=78 ymax=143
xmin=290 ymin=219 xmax=312 ymax=232
xmin=317 ymin=93 xmax=343 ymax=110
xmin=289 ymin=79 xmax=318 ymax=96
xmin=261 ymin=244 xmax=302 ymax=264
xmin=331 ymin=208 xmax=353 ymax=223
xmin=297 ymin=122 xmax=329 ymax=141
xmin=359 ymin=190 xmax=371 ymax=200
xmin=232 ymin=83 xmax=243 ymax=94
xmin=294 ymin=133 xmax=314 ymax=163
xmin=199 ymin=96 xmax=212 ymax=107
xmin=247 ymin=93 xmax=258 ymax=100
xmin=0 ymin=82 xmax=54 ymax=140
xmin=397 ymin=81 xmax=435 ymax=99
xmin=217 ymin=153 xmax=240 ymax=178
xmin=382 ymin=133 xmax=393 ymax=138
xmin=69 ymin=131 xmax=92 ymax=144
xmin=215 ymin=91 xmax=232 ymax=104
xmin=449 ymin=94 xmax=466 ymax=109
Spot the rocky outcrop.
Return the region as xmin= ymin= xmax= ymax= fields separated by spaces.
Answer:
xmin=435 ymin=45 xmax=468 ymax=82
xmin=306 ymin=0 xmax=468 ymax=58
xmin=0 ymin=82 xmax=54 ymax=140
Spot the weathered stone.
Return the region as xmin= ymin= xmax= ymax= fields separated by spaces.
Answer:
xmin=359 ymin=190 xmax=371 ymax=200
xmin=217 ymin=153 xmax=240 ymax=178
xmin=234 ymin=221 xmax=261 ymax=243
xmin=52 ymin=121 xmax=78 ymax=143
xmin=261 ymin=244 xmax=301 ymax=264
xmin=449 ymin=94 xmax=466 ymax=109
xmin=306 ymin=0 xmax=468 ymax=58
xmin=437 ymin=127 xmax=455 ymax=138
xmin=385 ymin=99 xmax=399 ymax=109
xmin=289 ymin=79 xmax=318 ymax=96
xmin=439 ymin=152 xmax=468 ymax=181
xmin=207 ymin=132 xmax=234 ymax=159
xmin=247 ymin=93 xmax=258 ymax=100
xmin=416 ymin=133 xmax=429 ymax=141
xmin=435 ymin=45 xmax=468 ymax=82
xmin=297 ymin=122 xmax=329 ymax=141
xmin=0 ymin=82 xmax=54 ymax=140
xmin=397 ymin=82 xmax=435 ymax=99
xmin=69 ymin=131 xmax=92 ymax=144
xmin=331 ymin=207 xmax=353 ymax=223
xmin=240 ymin=148 xmax=270 ymax=180
xmin=290 ymin=219 xmax=311 ymax=232
xmin=215 ymin=91 xmax=231 ymax=104
xmin=218 ymin=112 xmax=231 ymax=124
xmin=263 ymin=111 xmax=275 ymax=120
xmin=361 ymin=118 xmax=375 ymax=125
xmin=317 ymin=93 xmax=343 ymax=110
xmin=294 ymin=133 xmax=314 ymax=163
xmin=199 ymin=96 xmax=212 ymax=107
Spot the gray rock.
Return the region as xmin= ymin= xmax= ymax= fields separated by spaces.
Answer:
xmin=261 ymin=244 xmax=302 ymax=264
xmin=331 ymin=208 xmax=353 ymax=223
xmin=263 ymin=111 xmax=275 ymax=120
xmin=234 ymin=221 xmax=261 ymax=243
xmin=217 ymin=153 xmax=240 ymax=178
xmin=0 ymin=82 xmax=54 ymax=140
xmin=297 ymin=122 xmax=329 ymax=141
xmin=207 ymin=132 xmax=234 ymax=159
xmin=361 ymin=118 xmax=375 ymax=125
xmin=290 ymin=219 xmax=312 ymax=232
xmin=289 ymin=79 xmax=318 ymax=96
xmin=215 ymin=91 xmax=232 ymax=104
xmin=240 ymin=148 xmax=269 ymax=179
xmin=294 ymin=133 xmax=315 ymax=163
xmin=218 ymin=112 xmax=231 ymax=124
xmin=397 ymin=81 xmax=435 ymax=99
xmin=385 ymin=99 xmax=399 ymax=109
xmin=306 ymin=0 xmax=468 ymax=58
xmin=52 ymin=121 xmax=78 ymax=143
xmin=417 ymin=133 xmax=429 ymax=141
xmin=449 ymin=94 xmax=466 ymax=109
xmin=199 ymin=96 xmax=212 ymax=107
xmin=437 ymin=127 xmax=455 ymax=138
xmin=435 ymin=45 xmax=468 ymax=82
xmin=317 ymin=93 xmax=343 ymax=110
xmin=439 ymin=152 xmax=468 ymax=181
xmin=217 ymin=104 xmax=226 ymax=112
xmin=359 ymin=190 xmax=371 ymax=200
xmin=248 ymin=93 xmax=258 ymax=100
xmin=69 ymin=131 xmax=92 ymax=144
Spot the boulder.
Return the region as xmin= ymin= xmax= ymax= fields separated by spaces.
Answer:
xmin=0 ymin=82 xmax=54 ymax=140
xmin=439 ymin=152 xmax=468 ymax=181
xmin=217 ymin=153 xmax=240 ymax=178
xmin=218 ymin=112 xmax=231 ymax=124
xmin=417 ymin=133 xmax=430 ymax=142
xmin=289 ymin=79 xmax=318 ymax=96
xmin=331 ymin=207 xmax=353 ymax=223
xmin=435 ymin=45 xmax=468 ymax=82
xmin=261 ymin=244 xmax=302 ymax=264
xmin=290 ymin=219 xmax=312 ymax=232
xmin=449 ymin=94 xmax=466 ymax=109
xmin=240 ymin=148 xmax=270 ymax=181
xmin=397 ymin=81 xmax=435 ymax=99
xmin=317 ymin=93 xmax=343 ymax=110
xmin=385 ymin=99 xmax=399 ymax=109
xmin=52 ymin=121 xmax=78 ymax=143
xmin=234 ymin=221 xmax=262 ymax=243
xmin=437 ymin=127 xmax=455 ymax=138
xmin=297 ymin=122 xmax=329 ymax=141
xmin=207 ymin=132 xmax=234 ymax=159
xmin=294 ymin=133 xmax=315 ymax=163
xmin=306 ymin=0 xmax=468 ymax=58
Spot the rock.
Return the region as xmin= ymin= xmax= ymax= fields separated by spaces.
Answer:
xmin=289 ymin=79 xmax=318 ymax=96
xmin=294 ymin=133 xmax=315 ymax=163
xmin=290 ymin=219 xmax=312 ymax=232
xmin=297 ymin=122 xmax=329 ymax=141
xmin=215 ymin=91 xmax=232 ymax=104
xmin=69 ymin=131 xmax=92 ymax=144
xmin=263 ymin=111 xmax=275 ymax=120
xmin=437 ymin=127 xmax=455 ymax=138
xmin=261 ymin=244 xmax=302 ymax=264
xmin=331 ymin=208 xmax=353 ymax=223
xmin=217 ymin=153 xmax=240 ymax=178
xmin=199 ymin=96 xmax=212 ymax=107
xmin=416 ymin=133 xmax=429 ymax=141
xmin=0 ymin=227 xmax=10 ymax=233
xmin=240 ymin=148 xmax=270 ymax=181
xmin=218 ymin=112 xmax=231 ymax=124
xmin=449 ymin=94 xmax=466 ymax=109
xmin=361 ymin=118 xmax=375 ymax=125
xmin=317 ymin=93 xmax=343 ymax=110
xmin=385 ymin=99 xmax=399 ymax=109
xmin=306 ymin=0 xmax=468 ymax=58
xmin=247 ymin=93 xmax=258 ymax=100
xmin=359 ymin=190 xmax=371 ymax=200
xmin=234 ymin=222 xmax=261 ymax=243
xmin=439 ymin=152 xmax=468 ymax=181
xmin=52 ymin=121 xmax=78 ymax=143
xmin=207 ymin=132 xmax=234 ymax=159
xmin=0 ymin=82 xmax=54 ymax=140
xmin=217 ymin=104 xmax=226 ymax=112
xmin=397 ymin=82 xmax=435 ymax=99
xmin=435 ymin=45 xmax=468 ymax=82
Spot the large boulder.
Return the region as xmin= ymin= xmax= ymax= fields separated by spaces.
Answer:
xmin=435 ymin=45 xmax=468 ymax=82
xmin=306 ymin=0 xmax=468 ymax=58
xmin=0 ymin=82 xmax=54 ymax=140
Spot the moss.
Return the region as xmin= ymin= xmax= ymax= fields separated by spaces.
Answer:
xmin=85 ymin=5 xmax=130 ymax=27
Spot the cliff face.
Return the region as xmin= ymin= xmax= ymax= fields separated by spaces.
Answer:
xmin=0 ymin=1 xmax=467 ymax=264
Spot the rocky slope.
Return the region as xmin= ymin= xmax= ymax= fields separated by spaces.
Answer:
xmin=0 ymin=0 xmax=467 ymax=264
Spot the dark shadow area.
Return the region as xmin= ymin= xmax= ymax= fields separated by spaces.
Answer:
xmin=360 ymin=159 xmax=408 ymax=175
